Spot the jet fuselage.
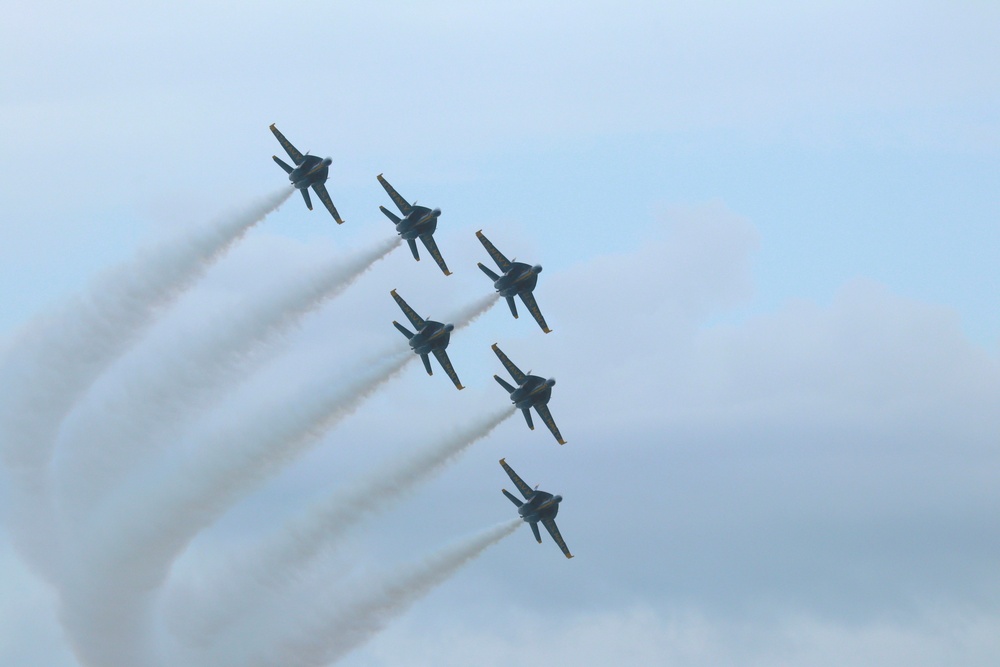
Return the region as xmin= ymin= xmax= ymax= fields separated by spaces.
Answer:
xmin=492 ymin=262 xmax=542 ymax=297
xmin=288 ymin=155 xmax=331 ymax=190
xmin=518 ymin=490 xmax=562 ymax=523
xmin=508 ymin=375 xmax=555 ymax=410
xmin=407 ymin=320 xmax=453 ymax=355
xmin=395 ymin=206 xmax=441 ymax=240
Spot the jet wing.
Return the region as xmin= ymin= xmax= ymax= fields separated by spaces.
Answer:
xmin=491 ymin=344 xmax=527 ymax=385
xmin=431 ymin=348 xmax=464 ymax=390
xmin=518 ymin=291 xmax=551 ymax=333
xmin=377 ymin=174 xmax=413 ymax=216
xmin=269 ymin=124 xmax=304 ymax=165
xmin=534 ymin=403 xmax=566 ymax=445
xmin=541 ymin=517 xmax=573 ymax=558
xmin=390 ymin=290 xmax=425 ymax=329
xmin=499 ymin=458 xmax=534 ymax=500
xmin=475 ymin=230 xmax=512 ymax=273
xmin=312 ymin=183 xmax=344 ymax=224
xmin=419 ymin=233 xmax=452 ymax=276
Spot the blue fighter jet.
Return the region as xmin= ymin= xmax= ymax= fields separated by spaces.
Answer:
xmin=377 ymin=174 xmax=451 ymax=276
xmin=269 ymin=123 xmax=344 ymax=224
xmin=500 ymin=458 xmax=572 ymax=559
xmin=491 ymin=343 xmax=565 ymax=444
xmin=391 ymin=290 xmax=464 ymax=390
xmin=476 ymin=230 xmax=550 ymax=333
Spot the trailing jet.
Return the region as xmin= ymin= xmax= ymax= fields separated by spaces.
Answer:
xmin=491 ymin=343 xmax=565 ymax=444
xmin=377 ymin=174 xmax=451 ymax=276
xmin=475 ymin=230 xmax=550 ymax=333
xmin=499 ymin=458 xmax=572 ymax=559
xmin=269 ymin=123 xmax=344 ymax=224
xmin=390 ymin=290 xmax=464 ymax=390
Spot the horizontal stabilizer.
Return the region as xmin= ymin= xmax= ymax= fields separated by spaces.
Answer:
xmin=380 ymin=205 xmax=401 ymax=224
xmin=494 ymin=374 xmax=516 ymax=394
xmin=502 ymin=489 xmax=523 ymax=507
xmin=478 ymin=262 xmax=500 ymax=282
xmin=506 ymin=296 xmax=519 ymax=319
xmin=272 ymin=155 xmax=293 ymax=174
xmin=392 ymin=321 xmax=414 ymax=339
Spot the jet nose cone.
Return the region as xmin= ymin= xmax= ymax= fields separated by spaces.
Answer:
xmin=533 ymin=264 xmax=543 ymax=274
xmin=546 ymin=378 xmax=556 ymax=387
xmin=554 ymin=495 xmax=563 ymax=503
xmin=444 ymin=323 xmax=454 ymax=332
xmin=432 ymin=208 xmax=442 ymax=217
xmin=322 ymin=157 xmax=332 ymax=167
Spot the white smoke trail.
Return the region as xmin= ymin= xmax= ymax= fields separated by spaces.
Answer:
xmin=169 ymin=405 xmax=516 ymax=644
xmin=451 ymin=292 xmax=499 ymax=328
xmin=57 ymin=349 xmax=412 ymax=667
xmin=0 ymin=187 xmax=291 ymax=576
xmin=55 ymin=235 xmax=401 ymax=523
xmin=204 ymin=520 xmax=521 ymax=667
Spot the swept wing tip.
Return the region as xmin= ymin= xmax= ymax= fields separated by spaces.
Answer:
xmin=543 ymin=327 xmax=552 ymax=334
xmin=456 ymin=385 xmax=466 ymax=390
xmin=499 ymin=458 xmax=506 ymax=464
xmin=558 ymin=439 xmax=567 ymax=445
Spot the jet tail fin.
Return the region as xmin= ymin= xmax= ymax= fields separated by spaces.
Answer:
xmin=420 ymin=353 xmax=433 ymax=376
xmin=502 ymin=489 xmax=523 ymax=508
xmin=530 ymin=521 xmax=542 ymax=544
xmin=407 ymin=239 xmax=420 ymax=261
xmin=272 ymin=155 xmax=294 ymax=174
xmin=300 ymin=188 xmax=313 ymax=210
xmin=392 ymin=321 xmax=414 ymax=339
xmin=478 ymin=262 xmax=501 ymax=282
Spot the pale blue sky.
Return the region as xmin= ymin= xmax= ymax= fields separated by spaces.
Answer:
xmin=2 ymin=2 xmax=999 ymax=666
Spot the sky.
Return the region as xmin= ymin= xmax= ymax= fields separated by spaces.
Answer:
xmin=1 ymin=1 xmax=999 ymax=665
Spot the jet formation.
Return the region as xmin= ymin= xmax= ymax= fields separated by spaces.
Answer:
xmin=390 ymin=289 xmax=464 ymax=391
xmin=268 ymin=123 xmax=573 ymax=558
xmin=269 ymin=124 xmax=344 ymax=224
xmin=499 ymin=458 xmax=572 ymax=558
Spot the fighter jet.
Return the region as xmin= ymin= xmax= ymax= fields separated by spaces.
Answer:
xmin=269 ymin=123 xmax=344 ymax=224
xmin=391 ymin=290 xmax=464 ymax=390
xmin=475 ymin=230 xmax=550 ymax=333
xmin=491 ymin=343 xmax=565 ymax=444
xmin=377 ymin=174 xmax=451 ymax=276
xmin=499 ymin=458 xmax=572 ymax=559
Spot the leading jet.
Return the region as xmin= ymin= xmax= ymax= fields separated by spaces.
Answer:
xmin=269 ymin=123 xmax=344 ymax=224
xmin=391 ymin=290 xmax=464 ymax=390
xmin=377 ymin=174 xmax=451 ymax=276
xmin=499 ymin=458 xmax=572 ymax=559
xmin=475 ymin=230 xmax=550 ymax=333
xmin=491 ymin=343 xmax=565 ymax=444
